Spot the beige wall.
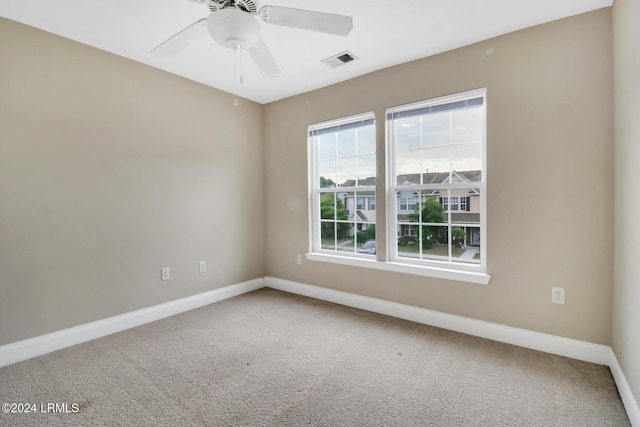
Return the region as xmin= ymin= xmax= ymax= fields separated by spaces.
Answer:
xmin=0 ymin=9 xmax=620 ymax=353
xmin=0 ymin=18 xmax=265 ymax=346
xmin=613 ymin=0 xmax=640 ymax=409
xmin=264 ymin=10 xmax=614 ymax=344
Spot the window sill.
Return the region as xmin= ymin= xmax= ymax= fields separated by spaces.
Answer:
xmin=305 ymin=252 xmax=491 ymax=285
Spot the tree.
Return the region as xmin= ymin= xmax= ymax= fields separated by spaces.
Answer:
xmin=320 ymin=194 xmax=350 ymax=241
xmin=451 ymin=227 xmax=467 ymax=248
xmin=409 ymin=196 xmax=445 ymax=250
xmin=320 ymin=176 xmax=336 ymax=188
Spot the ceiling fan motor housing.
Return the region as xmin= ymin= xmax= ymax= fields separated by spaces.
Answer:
xmin=207 ymin=8 xmax=260 ymax=48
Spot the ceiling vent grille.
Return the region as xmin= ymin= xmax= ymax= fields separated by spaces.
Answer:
xmin=322 ymin=51 xmax=358 ymax=68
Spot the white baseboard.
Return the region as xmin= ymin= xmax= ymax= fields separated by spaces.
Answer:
xmin=263 ymin=277 xmax=612 ymax=365
xmin=0 ymin=277 xmax=265 ymax=368
xmin=609 ymin=348 xmax=640 ymax=427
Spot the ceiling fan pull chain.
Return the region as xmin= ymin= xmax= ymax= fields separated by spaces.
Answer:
xmin=240 ymin=43 xmax=244 ymax=85
xmin=233 ymin=43 xmax=244 ymax=86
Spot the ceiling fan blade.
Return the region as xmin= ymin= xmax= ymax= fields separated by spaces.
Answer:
xmin=258 ymin=6 xmax=353 ymax=37
xmin=151 ymin=18 xmax=208 ymax=57
xmin=247 ymin=37 xmax=282 ymax=78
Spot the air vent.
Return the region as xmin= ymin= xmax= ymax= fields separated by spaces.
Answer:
xmin=322 ymin=51 xmax=358 ymax=68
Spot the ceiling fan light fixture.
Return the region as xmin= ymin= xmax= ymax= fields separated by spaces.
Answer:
xmin=207 ymin=8 xmax=260 ymax=49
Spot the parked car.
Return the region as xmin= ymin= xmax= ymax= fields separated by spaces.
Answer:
xmin=357 ymin=240 xmax=376 ymax=254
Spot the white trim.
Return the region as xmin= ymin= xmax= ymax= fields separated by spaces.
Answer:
xmin=609 ymin=348 xmax=640 ymax=427
xmin=0 ymin=278 xmax=265 ymax=368
xmin=305 ymin=252 xmax=491 ymax=285
xmin=264 ymin=277 xmax=610 ymax=365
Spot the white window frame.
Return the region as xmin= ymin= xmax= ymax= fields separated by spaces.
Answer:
xmin=308 ymin=112 xmax=376 ymax=259
xmin=306 ymin=90 xmax=490 ymax=285
xmin=387 ymin=88 xmax=487 ymax=276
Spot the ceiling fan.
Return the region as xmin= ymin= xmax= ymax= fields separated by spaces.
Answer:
xmin=151 ymin=0 xmax=354 ymax=78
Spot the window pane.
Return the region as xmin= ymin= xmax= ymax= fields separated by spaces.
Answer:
xmin=319 ymin=159 xmax=336 ymax=188
xmin=336 ymin=192 xmax=351 ymax=221
xmin=422 ymin=146 xmax=450 ymax=177
xmin=320 ymin=221 xmax=336 ymax=250
xmin=396 ymin=149 xmax=421 ymax=185
xmin=320 ymin=193 xmax=336 ymax=220
xmin=357 ymin=125 xmax=375 ymax=155
xmin=337 ymin=128 xmax=356 ymax=157
xmin=356 ymin=225 xmax=376 ymax=255
xmin=397 ymin=192 xmax=414 ymax=220
xmin=451 ymin=227 xmax=480 ymax=264
xmin=452 ymin=107 xmax=482 ymax=145
xmin=338 ymin=157 xmax=357 ymax=187
xmin=318 ymin=133 xmax=336 ymax=159
xmin=452 ymin=143 xmax=482 ymax=177
xmin=357 ymin=154 xmax=376 ymax=186
xmin=396 ymin=116 xmax=421 ymax=151
xmin=421 ymin=193 xmax=446 ymax=225
xmin=336 ymin=223 xmax=355 ymax=254
xmin=356 ymin=191 xmax=376 ymax=215
xmin=422 ymin=111 xmax=450 ymax=148
xmin=398 ymin=224 xmax=419 ymax=259
xmin=422 ymin=225 xmax=449 ymax=261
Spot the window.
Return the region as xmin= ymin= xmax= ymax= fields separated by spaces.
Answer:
xmin=389 ymin=89 xmax=485 ymax=269
xmin=399 ymin=197 xmax=416 ymax=212
xmin=404 ymin=226 xmax=417 ymax=237
xmin=307 ymin=89 xmax=488 ymax=284
xmin=309 ymin=113 xmax=376 ymax=256
xmin=439 ymin=196 xmax=470 ymax=212
xmin=460 ymin=197 xmax=467 ymax=212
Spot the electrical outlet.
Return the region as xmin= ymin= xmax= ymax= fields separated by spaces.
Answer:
xmin=552 ymin=287 xmax=565 ymax=304
xmin=161 ymin=267 xmax=170 ymax=281
xmin=199 ymin=261 xmax=206 ymax=273
xmin=296 ymin=254 xmax=302 ymax=265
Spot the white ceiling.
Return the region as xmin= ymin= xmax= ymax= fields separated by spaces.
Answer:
xmin=1 ymin=0 xmax=612 ymax=104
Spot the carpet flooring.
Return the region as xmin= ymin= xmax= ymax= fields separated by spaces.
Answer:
xmin=0 ymin=288 xmax=631 ymax=426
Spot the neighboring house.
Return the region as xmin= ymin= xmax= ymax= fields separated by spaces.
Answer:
xmin=339 ymin=171 xmax=481 ymax=247
xmin=339 ymin=177 xmax=376 ymax=233
xmin=396 ymin=170 xmax=481 ymax=248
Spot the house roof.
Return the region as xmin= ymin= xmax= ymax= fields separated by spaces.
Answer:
xmin=397 ymin=170 xmax=482 ymax=185
xmin=339 ymin=170 xmax=481 ymax=188
xmin=348 ymin=210 xmax=376 ymax=223
xmin=340 ymin=177 xmax=376 ymax=187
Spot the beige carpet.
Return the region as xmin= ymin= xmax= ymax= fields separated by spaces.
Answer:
xmin=0 ymin=288 xmax=630 ymax=426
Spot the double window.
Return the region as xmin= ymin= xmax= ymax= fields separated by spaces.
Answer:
xmin=309 ymin=89 xmax=487 ymax=282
